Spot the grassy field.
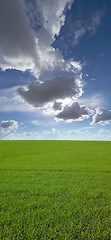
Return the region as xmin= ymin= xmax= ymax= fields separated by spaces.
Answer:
xmin=0 ymin=140 xmax=111 ymax=239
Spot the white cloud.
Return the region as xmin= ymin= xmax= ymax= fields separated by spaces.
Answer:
xmin=91 ymin=107 xmax=111 ymax=125
xmin=35 ymin=0 xmax=73 ymax=40
xmin=9 ymin=131 xmax=39 ymax=140
xmin=67 ymin=129 xmax=82 ymax=135
xmin=88 ymin=11 xmax=102 ymax=35
xmin=75 ymin=10 xmax=103 ymax=44
xmin=22 ymin=131 xmax=39 ymax=136
xmin=67 ymin=129 xmax=91 ymax=137
xmin=0 ymin=120 xmax=18 ymax=139
xmin=55 ymin=102 xmax=94 ymax=122
xmin=42 ymin=128 xmax=61 ymax=139
xmin=66 ymin=124 xmax=111 ymax=140
xmin=31 ymin=120 xmax=38 ymax=125
xmin=78 ymin=93 xmax=106 ymax=108
xmin=9 ymin=128 xmax=61 ymax=140
xmin=0 ymin=87 xmax=37 ymax=113
xmin=62 ymin=8 xmax=104 ymax=47
xmin=98 ymin=128 xmax=110 ymax=135
xmin=0 ymin=0 xmax=75 ymax=80
xmin=0 ymin=0 xmax=85 ymax=119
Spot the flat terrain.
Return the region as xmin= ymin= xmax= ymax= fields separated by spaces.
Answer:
xmin=0 ymin=140 xmax=111 ymax=239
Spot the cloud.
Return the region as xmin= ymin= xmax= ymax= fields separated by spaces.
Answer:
xmin=22 ymin=131 xmax=39 ymax=136
xmin=67 ymin=129 xmax=91 ymax=137
xmin=0 ymin=0 xmax=39 ymax=72
xmin=58 ymin=6 xmax=105 ymax=49
xmin=0 ymin=0 xmax=85 ymax=117
xmin=7 ymin=130 xmax=40 ymax=140
xmin=42 ymin=128 xmax=60 ymax=139
xmin=73 ymin=11 xmax=103 ymax=45
xmin=34 ymin=0 xmax=73 ymax=40
xmin=53 ymin=101 xmax=63 ymax=111
xmin=55 ymin=102 xmax=94 ymax=122
xmin=78 ymin=93 xmax=106 ymax=108
xmin=0 ymin=87 xmax=38 ymax=113
xmin=67 ymin=129 xmax=82 ymax=135
xmin=10 ymin=128 xmax=61 ymax=140
xmin=0 ymin=120 xmax=18 ymax=130
xmin=18 ymin=75 xmax=83 ymax=107
xmin=0 ymin=120 xmax=18 ymax=139
xmin=0 ymin=0 xmax=74 ymax=79
xmin=31 ymin=120 xmax=38 ymax=125
xmin=97 ymin=128 xmax=111 ymax=140
xmin=91 ymin=107 xmax=111 ymax=125
xmin=98 ymin=128 xmax=110 ymax=135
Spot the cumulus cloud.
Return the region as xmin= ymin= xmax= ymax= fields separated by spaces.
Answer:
xmin=0 ymin=0 xmax=74 ymax=78
xmin=0 ymin=0 xmax=86 ymax=118
xmin=12 ymin=128 xmax=61 ymax=140
xmin=1 ymin=121 xmax=15 ymax=129
xmin=34 ymin=0 xmax=73 ymax=40
xmin=18 ymin=76 xmax=83 ymax=107
xmin=67 ymin=129 xmax=82 ymax=135
xmin=0 ymin=120 xmax=18 ymax=139
xmin=22 ymin=131 xmax=39 ymax=136
xmin=67 ymin=129 xmax=91 ymax=137
xmin=55 ymin=102 xmax=94 ymax=122
xmin=42 ymin=128 xmax=60 ymax=139
xmin=0 ymin=0 xmax=39 ymax=72
xmin=91 ymin=107 xmax=111 ymax=125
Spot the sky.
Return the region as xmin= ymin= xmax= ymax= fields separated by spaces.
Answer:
xmin=0 ymin=0 xmax=111 ymax=140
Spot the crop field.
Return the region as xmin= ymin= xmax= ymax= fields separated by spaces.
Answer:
xmin=0 ymin=140 xmax=111 ymax=239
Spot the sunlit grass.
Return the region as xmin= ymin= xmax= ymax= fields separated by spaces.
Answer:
xmin=0 ymin=140 xmax=111 ymax=239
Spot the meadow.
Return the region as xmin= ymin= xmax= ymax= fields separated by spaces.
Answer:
xmin=0 ymin=140 xmax=111 ymax=239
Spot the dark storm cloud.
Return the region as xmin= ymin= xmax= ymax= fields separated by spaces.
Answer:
xmin=18 ymin=76 xmax=81 ymax=107
xmin=56 ymin=102 xmax=94 ymax=121
xmin=91 ymin=107 xmax=111 ymax=125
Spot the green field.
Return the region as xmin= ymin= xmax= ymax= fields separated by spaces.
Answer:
xmin=0 ymin=140 xmax=111 ymax=239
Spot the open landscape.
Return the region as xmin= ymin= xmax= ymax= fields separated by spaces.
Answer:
xmin=0 ymin=140 xmax=111 ymax=239
xmin=0 ymin=1 xmax=111 ymax=239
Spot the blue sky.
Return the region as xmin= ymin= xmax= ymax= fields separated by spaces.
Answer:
xmin=0 ymin=0 xmax=111 ymax=140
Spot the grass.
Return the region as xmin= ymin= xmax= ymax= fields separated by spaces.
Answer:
xmin=0 ymin=140 xmax=111 ymax=239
